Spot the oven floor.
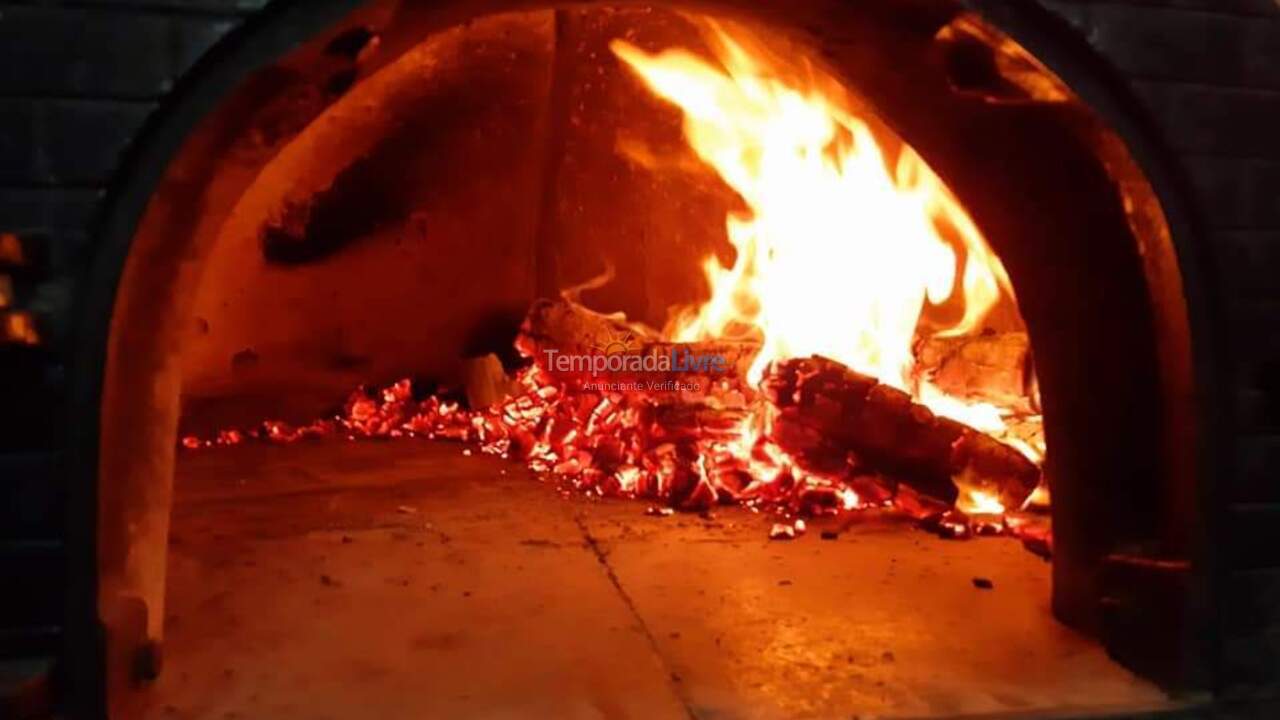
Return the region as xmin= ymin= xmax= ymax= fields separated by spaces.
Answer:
xmin=150 ymin=440 xmax=1168 ymax=719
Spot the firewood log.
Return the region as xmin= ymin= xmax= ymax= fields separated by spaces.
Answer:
xmin=516 ymin=297 xmax=759 ymax=387
xmin=517 ymin=297 xmax=658 ymax=358
xmin=763 ymin=356 xmax=1040 ymax=509
xmin=915 ymin=331 xmax=1037 ymax=412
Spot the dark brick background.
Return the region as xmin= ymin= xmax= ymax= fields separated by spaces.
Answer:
xmin=0 ymin=0 xmax=1278 ymax=695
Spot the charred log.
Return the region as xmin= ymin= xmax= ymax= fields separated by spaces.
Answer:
xmin=516 ymin=298 xmax=758 ymax=388
xmin=517 ymin=297 xmax=658 ymax=358
xmin=763 ymin=356 xmax=1040 ymax=509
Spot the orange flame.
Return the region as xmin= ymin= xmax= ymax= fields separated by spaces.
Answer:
xmin=612 ymin=27 xmax=1017 ymax=431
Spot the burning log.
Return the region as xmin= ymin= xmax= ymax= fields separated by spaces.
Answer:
xmin=763 ymin=356 xmax=1040 ymax=510
xmin=915 ymin=331 xmax=1037 ymax=412
xmin=517 ymin=297 xmax=659 ymax=358
xmin=516 ymin=297 xmax=759 ymax=388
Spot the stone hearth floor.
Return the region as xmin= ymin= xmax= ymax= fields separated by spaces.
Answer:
xmin=144 ymin=440 xmax=1171 ymax=719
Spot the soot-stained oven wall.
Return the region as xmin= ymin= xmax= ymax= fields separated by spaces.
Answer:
xmin=0 ymin=0 xmax=1278 ymax=701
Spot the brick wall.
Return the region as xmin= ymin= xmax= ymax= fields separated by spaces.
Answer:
xmin=1 ymin=0 xmax=1278 ymax=693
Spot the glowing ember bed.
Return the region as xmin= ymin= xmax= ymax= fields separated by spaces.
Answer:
xmin=78 ymin=2 xmax=1210 ymax=718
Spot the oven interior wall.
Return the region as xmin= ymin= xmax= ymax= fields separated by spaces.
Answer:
xmin=179 ymin=11 xmax=556 ymax=432
xmin=178 ymin=8 xmax=751 ymax=433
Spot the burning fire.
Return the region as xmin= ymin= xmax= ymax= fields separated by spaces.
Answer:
xmin=185 ymin=23 xmax=1048 ymax=545
xmin=611 ymin=28 xmax=1024 ymax=442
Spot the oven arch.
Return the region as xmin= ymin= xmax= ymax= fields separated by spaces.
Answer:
xmin=62 ymin=1 xmax=1222 ymax=716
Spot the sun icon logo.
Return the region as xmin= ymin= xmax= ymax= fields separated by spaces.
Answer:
xmin=590 ymin=329 xmax=637 ymax=356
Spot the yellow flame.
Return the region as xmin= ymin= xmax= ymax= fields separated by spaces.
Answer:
xmin=1004 ymin=435 xmax=1045 ymax=465
xmin=612 ymin=27 xmax=1016 ymax=431
xmin=956 ymin=487 xmax=1007 ymax=516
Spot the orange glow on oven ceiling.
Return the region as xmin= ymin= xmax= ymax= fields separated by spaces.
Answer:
xmin=611 ymin=27 xmax=1033 ymax=470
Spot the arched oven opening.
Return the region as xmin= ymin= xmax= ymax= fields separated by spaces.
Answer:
xmin=71 ymin=1 xmax=1208 ymax=717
